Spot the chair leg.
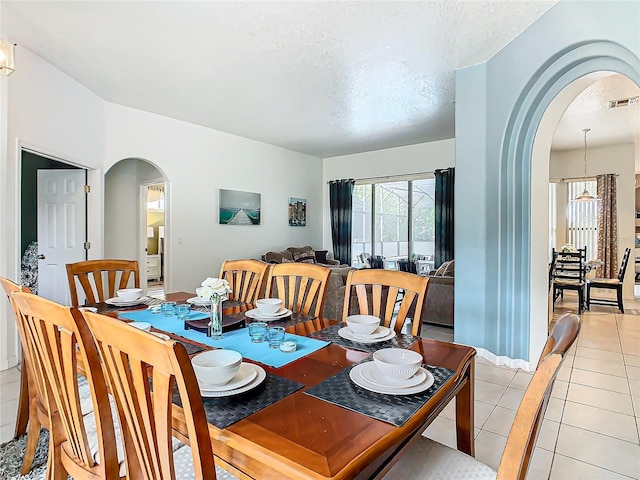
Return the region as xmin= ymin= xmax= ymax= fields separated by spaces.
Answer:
xmin=13 ymin=362 xmax=29 ymax=438
xmin=20 ymin=401 xmax=41 ymax=475
xmin=617 ymin=286 xmax=624 ymax=314
xmin=586 ymin=285 xmax=591 ymax=311
xmin=577 ymin=289 xmax=583 ymax=315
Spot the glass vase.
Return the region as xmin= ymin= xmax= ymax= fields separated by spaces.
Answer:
xmin=208 ymin=297 xmax=223 ymax=339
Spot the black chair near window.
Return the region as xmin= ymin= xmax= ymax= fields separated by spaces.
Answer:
xmin=397 ymin=258 xmax=417 ymax=274
xmin=368 ymin=255 xmax=385 ymax=269
xmin=552 ymin=246 xmax=587 ymax=314
xmin=586 ymin=247 xmax=631 ymax=313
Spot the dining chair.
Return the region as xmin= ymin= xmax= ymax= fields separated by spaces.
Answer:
xmin=551 ymin=246 xmax=587 ymax=314
xmin=219 ymin=259 xmax=269 ymax=303
xmin=383 ymin=312 xmax=580 ymax=480
xmin=342 ymin=269 xmax=430 ymax=336
xmin=265 ymin=263 xmax=331 ymax=317
xmin=66 ymin=259 xmax=140 ymax=306
xmin=11 ymin=291 xmax=121 ymax=480
xmin=586 ymin=247 xmax=631 ymax=313
xmin=0 ymin=277 xmax=42 ymax=474
xmin=82 ymin=310 xmax=239 ymax=480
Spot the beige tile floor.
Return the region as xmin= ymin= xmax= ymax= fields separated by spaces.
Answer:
xmin=1 ymin=295 xmax=638 ymax=479
xmin=421 ymin=294 xmax=640 ymax=479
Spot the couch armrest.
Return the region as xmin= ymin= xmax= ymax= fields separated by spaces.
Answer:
xmin=423 ymin=276 xmax=454 ymax=327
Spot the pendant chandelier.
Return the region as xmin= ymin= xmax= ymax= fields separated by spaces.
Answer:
xmin=574 ymin=128 xmax=598 ymax=202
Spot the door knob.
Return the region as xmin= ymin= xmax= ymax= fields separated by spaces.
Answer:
xmin=37 ymin=254 xmax=46 ymax=260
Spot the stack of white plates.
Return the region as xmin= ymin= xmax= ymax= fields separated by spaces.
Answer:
xmin=105 ymin=297 xmax=144 ymax=307
xmin=349 ymin=362 xmax=434 ymax=395
xmin=338 ymin=326 xmax=396 ymax=344
xmin=245 ymin=307 xmax=292 ymax=321
xmin=196 ymin=363 xmax=266 ymax=397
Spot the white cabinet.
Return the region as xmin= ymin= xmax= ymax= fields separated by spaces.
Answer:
xmin=146 ymin=254 xmax=161 ymax=281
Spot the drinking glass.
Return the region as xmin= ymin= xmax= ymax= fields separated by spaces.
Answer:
xmin=161 ymin=301 xmax=176 ymax=316
xmin=248 ymin=322 xmax=268 ymax=343
xmin=267 ymin=326 xmax=285 ymax=349
xmin=175 ymin=304 xmax=191 ymax=321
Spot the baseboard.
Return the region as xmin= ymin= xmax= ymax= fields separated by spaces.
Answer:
xmin=476 ymin=348 xmax=532 ymax=372
xmin=0 ymin=355 xmax=19 ymax=371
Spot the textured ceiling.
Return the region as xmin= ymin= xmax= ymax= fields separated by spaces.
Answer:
xmin=553 ymin=73 xmax=640 ymax=151
xmin=5 ymin=1 xmax=631 ymax=158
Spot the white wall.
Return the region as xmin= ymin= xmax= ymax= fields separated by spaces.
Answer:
xmin=322 ymin=139 xmax=455 ymax=253
xmin=549 ymin=143 xmax=636 ymax=298
xmin=0 ymin=47 xmax=105 ymax=370
xmin=104 ymin=103 xmax=324 ymax=294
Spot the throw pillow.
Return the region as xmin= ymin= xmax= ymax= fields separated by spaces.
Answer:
xmin=281 ymin=257 xmax=294 ymax=263
xmin=315 ymin=250 xmax=329 ymax=264
xmin=293 ymin=251 xmax=316 ymax=263
xmin=264 ymin=251 xmax=294 ymax=264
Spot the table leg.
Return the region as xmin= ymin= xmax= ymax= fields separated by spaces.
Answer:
xmin=455 ymin=359 xmax=475 ymax=456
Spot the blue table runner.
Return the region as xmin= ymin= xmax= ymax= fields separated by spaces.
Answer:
xmin=119 ymin=309 xmax=329 ymax=368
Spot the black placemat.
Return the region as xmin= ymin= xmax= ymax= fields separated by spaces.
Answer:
xmin=170 ymin=338 xmax=205 ymax=356
xmin=173 ymin=371 xmax=304 ymax=429
xmin=304 ymin=361 xmax=455 ymax=427
xmin=308 ymin=323 xmax=420 ymax=353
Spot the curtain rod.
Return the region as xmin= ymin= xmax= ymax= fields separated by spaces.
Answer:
xmin=552 ymin=173 xmax=620 ymax=182
xmin=327 ymin=171 xmax=435 ymax=184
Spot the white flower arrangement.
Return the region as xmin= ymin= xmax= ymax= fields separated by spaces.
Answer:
xmin=196 ymin=277 xmax=231 ymax=302
xmin=560 ymin=243 xmax=576 ymax=253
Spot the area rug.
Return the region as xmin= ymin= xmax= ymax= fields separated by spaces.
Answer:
xmin=0 ymin=429 xmax=48 ymax=480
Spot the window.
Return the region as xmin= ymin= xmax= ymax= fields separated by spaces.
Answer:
xmin=566 ymin=180 xmax=598 ymax=260
xmin=352 ymin=177 xmax=435 ymax=266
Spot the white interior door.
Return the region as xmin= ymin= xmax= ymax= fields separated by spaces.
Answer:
xmin=37 ymin=169 xmax=86 ymax=305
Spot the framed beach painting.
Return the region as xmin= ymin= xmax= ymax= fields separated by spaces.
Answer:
xmin=288 ymin=197 xmax=306 ymax=226
xmin=219 ymin=189 xmax=261 ymax=225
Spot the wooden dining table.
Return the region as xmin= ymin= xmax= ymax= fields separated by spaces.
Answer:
xmin=106 ymin=291 xmax=476 ymax=480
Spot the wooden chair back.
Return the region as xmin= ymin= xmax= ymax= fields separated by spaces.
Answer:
xmin=342 ymin=269 xmax=430 ymax=336
xmin=11 ymin=291 xmax=119 ymax=480
xmin=82 ymin=311 xmax=217 ymax=480
xmin=617 ymin=247 xmax=631 ymax=282
xmin=552 ymin=247 xmax=587 ymax=284
xmin=539 ymin=312 xmax=581 ymax=361
xmin=219 ymin=259 xmax=269 ymax=303
xmin=497 ymin=354 xmax=562 ymax=480
xmin=0 ymin=277 xmax=38 ymax=454
xmin=497 ymin=312 xmax=580 ymax=480
xmin=66 ymin=259 xmax=140 ymax=306
xmin=265 ymin=263 xmax=331 ymax=317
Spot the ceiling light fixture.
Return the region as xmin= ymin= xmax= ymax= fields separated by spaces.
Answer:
xmin=0 ymin=41 xmax=16 ymax=76
xmin=574 ymin=128 xmax=598 ymax=202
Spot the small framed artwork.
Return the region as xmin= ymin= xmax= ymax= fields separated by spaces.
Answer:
xmin=288 ymin=197 xmax=306 ymax=226
xmin=219 ymin=189 xmax=261 ymax=225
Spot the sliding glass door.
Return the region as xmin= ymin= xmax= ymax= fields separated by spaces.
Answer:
xmin=352 ymin=177 xmax=435 ymax=267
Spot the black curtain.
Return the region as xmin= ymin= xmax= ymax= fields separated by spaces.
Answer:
xmin=434 ymin=168 xmax=455 ymax=268
xmin=329 ymin=179 xmax=355 ymax=265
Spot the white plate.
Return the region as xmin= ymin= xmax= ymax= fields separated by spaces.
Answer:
xmin=359 ymin=362 xmax=427 ymax=388
xmin=187 ymin=296 xmax=228 ymax=306
xmin=351 ymin=326 xmax=391 ymax=340
xmin=349 ymin=363 xmax=434 ymax=395
xmin=129 ymin=322 xmax=151 ymax=332
xmin=105 ymin=297 xmax=144 ymax=307
xmin=78 ymin=306 xmax=98 ymax=313
xmin=197 ymin=363 xmax=258 ymax=392
xmin=199 ymin=364 xmax=266 ymax=397
xmin=245 ymin=308 xmax=292 ymax=321
xmin=338 ymin=327 xmax=396 ymax=344
xmin=150 ymin=332 xmax=170 ymax=341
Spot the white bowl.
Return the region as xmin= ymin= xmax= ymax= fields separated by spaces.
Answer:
xmin=346 ymin=315 xmax=380 ymax=336
xmin=128 ymin=322 xmax=152 ymax=332
xmin=116 ymin=288 xmax=143 ymax=301
xmin=191 ymin=349 xmax=242 ymax=386
xmin=256 ymin=298 xmax=283 ymax=315
xmin=373 ymin=348 xmax=423 ymax=380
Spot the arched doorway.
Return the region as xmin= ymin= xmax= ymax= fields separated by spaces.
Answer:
xmin=104 ymin=158 xmax=169 ymax=293
xmin=506 ymin=42 xmax=640 ymax=364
